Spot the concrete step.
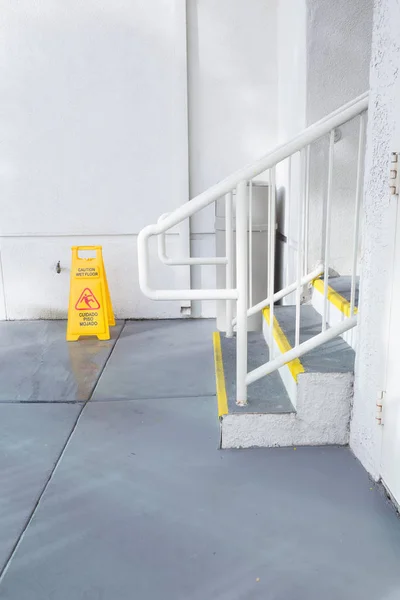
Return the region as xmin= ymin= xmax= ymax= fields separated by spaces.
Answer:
xmin=217 ymin=331 xmax=295 ymax=415
xmin=311 ymin=276 xmax=359 ymax=349
xmin=214 ymin=306 xmax=353 ymax=448
xmin=263 ymin=304 xmax=355 ymax=409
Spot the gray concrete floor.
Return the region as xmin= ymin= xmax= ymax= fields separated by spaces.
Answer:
xmin=1 ymin=319 xmax=400 ymax=599
xmin=0 ymin=320 xmax=124 ymax=402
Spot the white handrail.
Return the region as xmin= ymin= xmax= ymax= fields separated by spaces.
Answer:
xmin=157 ymin=214 xmax=227 ymax=266
xmin=138 ymin=92 xmax=368 ymax=301
xmin=140 ymin=93 xmax=368 ymax=239
xmin=138 ymin=92 xmax=368 ymax=405
xmin=232 ymin=263 xmax=324 ymax=326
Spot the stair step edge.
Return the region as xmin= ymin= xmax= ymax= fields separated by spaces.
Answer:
xmin=263 ymin=305 xmax=355 ymax=377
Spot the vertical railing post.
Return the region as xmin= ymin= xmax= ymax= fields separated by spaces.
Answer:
xmin=303 ymin=145 xmax=310 ymax=277
xmin=323 ymin=129 xmax=335 ymax=332
xmin=248 ymin=181 xmax=253 ymax=309
xmin=295 ymin=150 xmax=305 ymax=347
xmin=350 ymin=113 xmax=366 ymax=316
xmin=286 ymin=156 xmax=292 ymax=291
xmin=269 ymin=168 xmax=276 ymax=355
xmin=268 ymin=174 xmax=272 ymax=341
xmin=225 ymin=191 xmax=234 ymax=337
xmin=236 ymin=180 xmax=248 ymax=406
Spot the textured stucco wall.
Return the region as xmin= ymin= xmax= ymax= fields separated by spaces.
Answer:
xmin=350 ymin=0 xmax=400 ymax=479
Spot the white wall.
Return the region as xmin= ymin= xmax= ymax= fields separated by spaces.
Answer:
xmin=350 ymin=0 xmax=400 ymax=479
xmin=275 ymin=0 xmax=306 ymax=300
xmin=306 ymin=0 xmax=373 ymax=275
xmin=276 ymin=0 xmax=373 ymax=295
xmin=186 ymin=0 xmax=278 ymax=317
xmin=0 ymin=0 xmax=279 ymax=320
xmin=2 ymin=0 xmax=372 ymax=321
xmin=0 ymin=0 xmax=190 ymax=319
xmin=276 ymin=0 xmax=307 ymax=144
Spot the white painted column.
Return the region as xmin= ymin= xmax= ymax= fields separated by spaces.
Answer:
xmin=225 ymin=192 xmax=234 ymax=337
xmin=236 ymin=180 xmax=248 ymax=406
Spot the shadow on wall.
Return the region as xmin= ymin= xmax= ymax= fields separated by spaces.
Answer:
xmin=276 ymin=184 xmax=286 ymax=294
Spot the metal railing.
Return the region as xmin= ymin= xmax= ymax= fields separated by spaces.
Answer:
xmin=138 ymin=92 xmax=368 ymax=405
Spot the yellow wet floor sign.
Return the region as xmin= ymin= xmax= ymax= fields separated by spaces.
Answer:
xmin=66 ymin=246 xmax=115 ymax=341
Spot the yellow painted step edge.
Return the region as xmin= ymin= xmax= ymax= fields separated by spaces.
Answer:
xmin=262 ymin=308 xmax=305 ymax=382
xmin=312 ymin=278 xmax=358 ymax=317
xmin=212 ymin=332 xmax=229 ymax=417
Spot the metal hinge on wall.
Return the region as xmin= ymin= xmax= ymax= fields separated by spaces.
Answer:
xmin=390 ymin=153 xmax=400 ymax=195
xmin=376 ymin=391 xmax=386 ymax=425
